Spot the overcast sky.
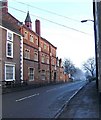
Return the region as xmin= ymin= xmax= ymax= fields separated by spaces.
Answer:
xmin=8 ymin=0 xmax=95 ymax=69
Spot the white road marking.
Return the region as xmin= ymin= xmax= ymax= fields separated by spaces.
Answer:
xmin=58 ymin=96 xmax=63 ymax=100
xmin=46 ymin=88 xmax=57 ymax=92
xmin=16 ymin=93 xmax=39 ymax=102
xmin=59 ymin=86 xmax=64 ymax=89
xmin=46 ymin=85 xmax=66 ymax=93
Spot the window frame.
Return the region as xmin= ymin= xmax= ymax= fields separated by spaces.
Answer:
xmin=24 ymin=48 xmax=30 ymax=59
xmin=41 ymin=54 xmax=45 ymax=63
xmin=41 ymin=70 xmax=46 ymax=80
xmin=44 ymin=44 xmax=47 ymax=50
xmin=7 ymin=31 xmax=13 ymax=42
xmin=6 ymin=41 xmax=13 ymax=58
xmin=46 ymin=56 xmax=49 ymax=64
xmin=30 ymin=34 xmax=34 ymax=43
xmin=35 ymin=38 xmax=38 ymax=45
xmin=28 ymin=67 xmax=34 ymax=81
xmin=5 ymin=64 xmax=15 ymax=81
xmin=34 ymin=50 xmax=38 ymax=61
xmin=24 ymin=31 xmax=28 ymax=40
xmin=6 ymin=30 xmax=13 ymax=58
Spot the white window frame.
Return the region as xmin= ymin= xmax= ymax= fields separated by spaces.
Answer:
xmin=24 ymin=49 xmax=30 ymax=59
xmin=24 ymin=31 xmax=28 ymax=39
xmin=6 ymin=41 xmax=13 ymax=58
xmin=46 ymin=57 xmax=49 ymax=64
xmin=34 ymin=51 xmax=38 ymax=61
xmin=30 ymin=34 xmax=34 ymax=43
xmin=7 ymin=30 xmax=13 ymax=42
xmin=41 ymin=54 xmax=45 ymax=63
xmin=6 ymin=30 xmax=13 ymax=58
xmin=5 ymin=64 xmax=15 ymax=81
xmin=28 ymin=68 xmax=34 ymax=81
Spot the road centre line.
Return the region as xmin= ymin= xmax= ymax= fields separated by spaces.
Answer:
xmin=46 ymin=86 xmax=66 ymax=93
xmin=59 ymin=86 xmax=64 ymax=89
xmin=46 ymin=88 xmax=57 ymax=92
xmin=16 ymin=93 xmax=39 ymax=102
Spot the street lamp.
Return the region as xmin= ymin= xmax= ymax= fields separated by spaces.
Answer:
xmin=81 ymin=19 xmax=94 ymax=23
xmin=81 ymin=19 xmax=98 ymax=89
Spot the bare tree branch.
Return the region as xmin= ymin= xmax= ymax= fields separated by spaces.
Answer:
xmin=83 ymin=57 xmax=96 ymax=77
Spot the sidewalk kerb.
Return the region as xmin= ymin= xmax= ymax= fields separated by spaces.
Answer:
xmin=54 ymin=82 xmax=87 ymax=119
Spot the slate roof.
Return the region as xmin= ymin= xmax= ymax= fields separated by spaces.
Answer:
xmin=1 ymin=11 xmax=22 ymax=35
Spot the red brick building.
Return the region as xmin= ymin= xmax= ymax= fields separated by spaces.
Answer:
xmin=21 ymin=12 xmax=61 ymax=84
xmin=1 ymin=0 xmax=66 ymax=86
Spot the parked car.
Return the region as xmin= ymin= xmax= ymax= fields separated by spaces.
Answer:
xmin=69 ymin=77 xmax=74 ymax=82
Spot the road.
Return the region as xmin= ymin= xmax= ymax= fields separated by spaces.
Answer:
xmin=2 ymin=80 xmax=86 ymax=118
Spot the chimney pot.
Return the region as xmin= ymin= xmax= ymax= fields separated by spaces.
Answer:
xmin=35 ymin=19 xmax=41 ymax=36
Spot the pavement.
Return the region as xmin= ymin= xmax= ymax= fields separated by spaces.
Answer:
xmin=58 ymin=80 xmax=101 ymax=119
xmin=2 ymin=82 xmax=58 ymax=94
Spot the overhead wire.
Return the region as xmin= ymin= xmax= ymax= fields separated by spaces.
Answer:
xmin=11 ymin=0 xmax=82 ymax=23
xmin=8 ymin=6 xmax=92 ymax=36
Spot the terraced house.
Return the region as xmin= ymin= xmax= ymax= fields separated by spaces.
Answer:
xmin=0 ymin=1 xmax=23 ymax=85
xmin=0 ymin=0 xmax=66 ymax=86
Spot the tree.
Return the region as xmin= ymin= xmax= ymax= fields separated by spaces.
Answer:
xmin=63 ymin=59 xmax=76 ymax=76
xmin=83 ymin=57 xmax=96 ymax=78
xmin=73 ymin=67 xmax=86 ymax=81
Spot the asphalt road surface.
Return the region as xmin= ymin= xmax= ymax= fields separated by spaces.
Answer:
xmin=2 ymin=80 xmax=86 ymax=118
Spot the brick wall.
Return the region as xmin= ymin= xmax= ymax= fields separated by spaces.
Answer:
xmin=1 ymin=27 xmax=21 ymax=83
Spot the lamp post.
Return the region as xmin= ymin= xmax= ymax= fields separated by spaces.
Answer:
xmin=81 ymin=19 xmax=98 ymax=89
xmin=81 ymin=19 xmax=94 ymax=23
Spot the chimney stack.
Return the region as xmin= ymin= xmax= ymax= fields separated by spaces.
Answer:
xmin=35 ymin=19 xmax=41 ymax=36
xmin=1 ymin=0 xmax=8 ymax=13
xmin=59 ymin=58 xmax=62 ymax=67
